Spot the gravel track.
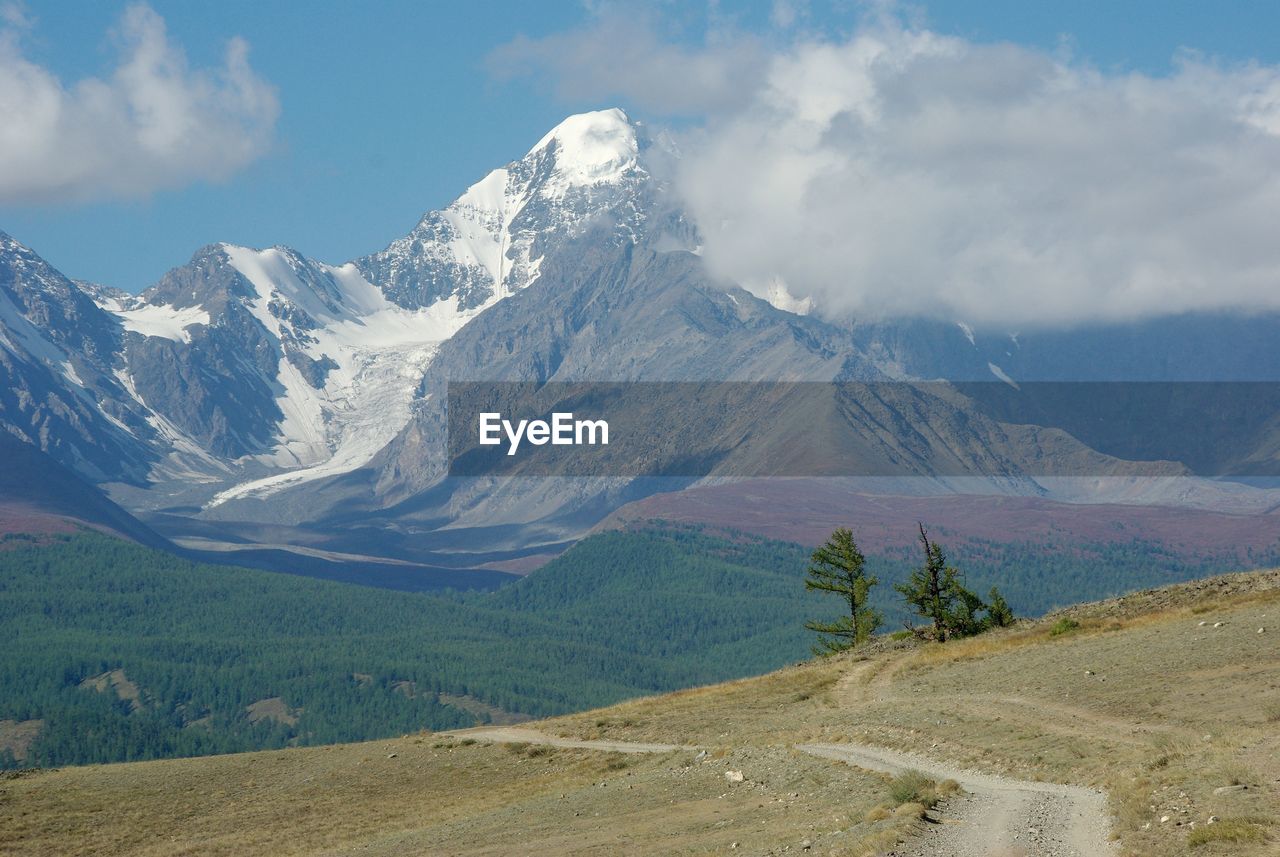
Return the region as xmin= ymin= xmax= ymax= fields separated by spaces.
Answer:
xmin=799 ymin=743 xmax=1116 ymax=857
xmin=445 ymin=727 xmax=1115 ymax=856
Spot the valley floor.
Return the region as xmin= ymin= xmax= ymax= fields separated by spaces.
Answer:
xmin=2 ymin=570 xmax=1278 ymax=856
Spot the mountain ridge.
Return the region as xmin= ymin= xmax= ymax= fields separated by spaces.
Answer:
xmin=1 ymin=110 xmax=675 ymax=515
xmin=4 ymin=107 xmax=1280 ymax=570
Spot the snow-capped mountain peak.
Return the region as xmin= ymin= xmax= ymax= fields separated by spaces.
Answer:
xmin=198 ymin=111 xmax=659 ymax=503
xmin=528 ymin=107 xmax=639 ymax=194
xmin=356 ymin=107 xmax=652 ymax=312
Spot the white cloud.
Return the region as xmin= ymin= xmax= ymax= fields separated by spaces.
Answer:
xmin=487 ymin=7 xmax=769 ymax=116
xmin=0 ymin=3 xmax=278 ymax=205
xmin=1 ymin=2 xmax=32 ymax=32
xmin=496 ymin=12 xmax=1280 ymax=326
xmin=769 ymin=0 xmax=805 ymax=30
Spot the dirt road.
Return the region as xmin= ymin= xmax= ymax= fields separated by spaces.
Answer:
xmin=445 ymin=727 xmax=1115 ymax=856
xmin=800 ymin=743 xmax=1116 ymax=857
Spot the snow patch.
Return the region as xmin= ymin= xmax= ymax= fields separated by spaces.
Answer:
xmin=988 ymin=362 xmax=1019 ymax=389
xmin=530 ymin=108 xmax=638 ymax=196
xmin=208 ymin=246 xmax=503 ymax=505
xmin=441 ymin=167 xmax=528 ymax=296
xmin=116 ymin=304 xmax=210 ymax=343
xmin=957 ymin=322 xmax=976 ymax=346
xmin=60 ymin=360 xmax=84 ymax=387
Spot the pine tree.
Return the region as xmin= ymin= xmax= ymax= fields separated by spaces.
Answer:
xmin=896 ymin=523 xmax=996 ymax=641
xmin=804 ymin=528 xmax=881 ymax=654
xmin=897 ymin=523 xmax=950 ymax=640
xmin=986 ymin=587 xmax=1015 ymax=629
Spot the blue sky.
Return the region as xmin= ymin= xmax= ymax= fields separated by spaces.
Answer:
xmin=2 ymin=1 xmax=1279 ymax=293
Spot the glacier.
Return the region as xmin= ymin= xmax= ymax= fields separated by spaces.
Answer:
xmin=151 ymin=108 xmax=657 ymax=506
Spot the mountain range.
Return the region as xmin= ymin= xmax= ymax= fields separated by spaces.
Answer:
xmin=4 ymin=107 xmax=1280 ymax=577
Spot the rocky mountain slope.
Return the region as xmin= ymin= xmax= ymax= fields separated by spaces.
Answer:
xmin=1 ymin=110 xmax=687 ymax=518
xmin=3 ymin=107 xmax=1280 ymax=565
xmin=0 ymin=232 xmax=158 ymax=484
xmin=0 ymin=433 xmax=166 ymax=546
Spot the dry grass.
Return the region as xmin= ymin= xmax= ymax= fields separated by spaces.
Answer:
xmin=894 ymin=801 xmax=928 ymax=819
xmin=546 ymin=657 xmax=845 ymax=747
xmin=907 ymin=583 xmax=1280 ymax=669
xmin=1187 ymin=818 xmax=1270 ymax=847
xmin=0 ymin=737 xmax=897 ymax=856
xmin=888 ymin=769 xmax=935 ymax=806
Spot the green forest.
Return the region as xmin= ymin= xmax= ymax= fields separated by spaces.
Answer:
xmin=2 ymin=525 xmax=1275 ymax=769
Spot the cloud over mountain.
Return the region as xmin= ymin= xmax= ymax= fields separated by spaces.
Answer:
xmin=494 ymin=10 xmax=1280 ymax=326
xmin=0 ymin=3 xmax=278 ymax=205
xmin=487 ymin=6 xmax=769 ymax=116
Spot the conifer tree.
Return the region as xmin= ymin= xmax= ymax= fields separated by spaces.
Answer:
xmin=896 ymin=523 xmax=1016 ymax=640
xmin=804 ymin=528 xmax=881 ymax=653
xmin=986 ymin=587 xmax=1016 ymax=629
xmin=896 ymin=523 xmax=951 ymax=639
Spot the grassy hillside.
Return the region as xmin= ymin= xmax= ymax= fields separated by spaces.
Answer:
xmin=3 ymin=523 xmax=1274 ymax=769
xmin=865 ymin=530 xmax=1280 ymax=616
xmin=544 ymin=569 xmax=1280 ymax=856
xmin=3 ymin=568 xmax=1275 ymax=856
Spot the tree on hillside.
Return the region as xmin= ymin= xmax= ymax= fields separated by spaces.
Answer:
xmin=896 ymin=523 xmax=1015 ymax=641
xmin=986 ymin=587 xmax=1016 ymax=629
xmin=804 ymin=528 xmax=881 ymax=654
